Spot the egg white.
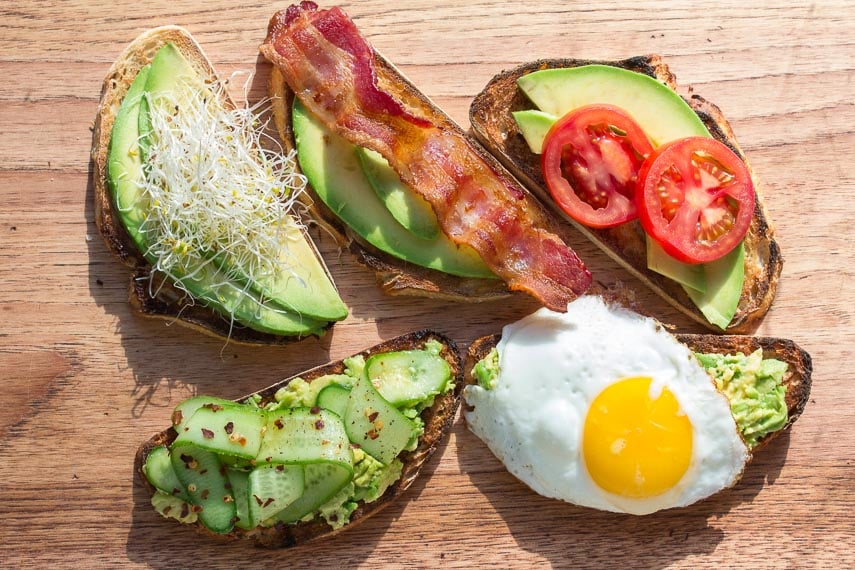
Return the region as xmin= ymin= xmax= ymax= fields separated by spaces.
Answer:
xmin=463 ymin=296 xmax=749 ymax=515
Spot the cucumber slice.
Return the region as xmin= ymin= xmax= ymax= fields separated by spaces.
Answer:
xmin=227 ymin=468 xmax=252 ymax=530
xmin=173 ymin=401 xmax=267 ymax=459
xmin=344 ymin=373 xmax=417 ymax=464
xmin=257 ymin=407 xmax=353 ymax=468
xmin=366 ymin=350 xmax=451 ymax=408
xmin=273 ymin=462 xmax=352 ymax=524
xmin=316 ymin=384 xmax=351 ymax=417
xmin=171 ymin=395 xmax=234 ymax=433
xmin=170 ymin=444 xmax=236 ymax=534
xmin=247 ymin=464 xmax=305 ymax=527
xmin=143 ymin=446 xmax=189 ymax=501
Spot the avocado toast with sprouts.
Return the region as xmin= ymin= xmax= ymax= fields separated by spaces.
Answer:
xmin=92 ymin=26 xmax=347 ymax=343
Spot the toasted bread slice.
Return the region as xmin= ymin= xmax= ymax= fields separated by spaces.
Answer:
xmin=269 ymin=57 xmax=528 ymax=303
xmin=92 ymin=26 xmax=339 ymax=344
xmin=135 ymin=330 xmax=463 ymax=547
xmin=464 ymin=321 xmax=811 ymax=454
xmin=469 ymin=56 xmax=783 ymax=333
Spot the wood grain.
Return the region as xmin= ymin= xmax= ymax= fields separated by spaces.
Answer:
xmin=0 ymin=1 xmax=853 ymax=567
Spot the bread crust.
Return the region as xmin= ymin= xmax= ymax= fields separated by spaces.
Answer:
xmin=463 ymin=325 xmax=811 ymax=453
xmin=268 ymin=55 xmax=539 ymax=303
xmin=135 ymin=329 xmax=463 ymax=547
xmin=468 ymin=56 xmax=783 ymax=333
xmin=92 ymin=26 xmax=337 ymax=344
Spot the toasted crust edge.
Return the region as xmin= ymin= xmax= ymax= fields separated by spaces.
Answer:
xmin=135 ymin=329 xmax=463 ymax=548
xmin=468 ymin=56 xmax=783 ymax=333
xmin=91 ymin=26 xmax=337 ymax=345
xmin=267 ymin=56 xmax=519 ymax=303
xmin=463 ymin=326 xmax=812 ymax=453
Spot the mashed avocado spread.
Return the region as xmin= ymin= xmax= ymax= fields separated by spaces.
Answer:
xmin=695 ymin=349 xmax=788 ymax=448
xmin=471 ymin=347 xmax=787 ymax=449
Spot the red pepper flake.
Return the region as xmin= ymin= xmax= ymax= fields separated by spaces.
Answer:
xmin=199 ymin=469 xmax=208 ymax=476
xmin=265 ymin=456 xmax=273 ymax=463
xmin=274 ymin=418 xmax=284 ymax=430
xmin=349 ymin=443 xmax=361 ymax=449
xmin=171 ymin=410 xmax=183 ymax=426
xmin=263 ymin=497 xmax=275 ymax=508
xmin=314 ymin=419 xmax=325 ymax=430
xmin=368 ymin=411 xmax=379 ymax=422
xmin=192 ymin=505 xmax=204 ymax=513
xmin=367 ymin=429 xmax=379 ymax=440
xmin=202 ymin=403 xmax=224 ymax=412
xmin=253 ymin=494 xmax=263 ymax=507
xmin=329 ymin=513 xmax=338 ymax=522
xmin=275 ymin=465 xmax=285 ymax=472
xmin=172 ymin=488 xmax=182 ymax=496
xmin=180 ymin=503 xmax=190 ymax=518
xmin=200 ymin=489 xmax=210 ymax=500
xmin=310 ymin=406 xmax=321 ymax=415
xmin=163 ymin=505 xmax=172 ymax=516
xmin=224 ymin=421 xmax=234 ymax=435
xmin=201 ymin=428 xmax=215 ymax=439
xmin=220 ymin=465 xmax=227 ymax=477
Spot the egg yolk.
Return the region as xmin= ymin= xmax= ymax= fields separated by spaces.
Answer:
xmin=583 ymin=376 xmax=693 ymax=498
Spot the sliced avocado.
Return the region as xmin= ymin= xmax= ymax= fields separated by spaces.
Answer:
xmin=108 ymin=64 xmax=151 ymax=254
xmin=516 ymin=65 xmax=710 ymax=147
xmin=135 ymin=43 xmax=345 ymax=326
xmin=292 ymin=99 xmax=496 ymax=280
xmin=646 ymin=236 xmax=706 ymax=293
xmin=685 ymin=244 xmax=745 ymax=331
xmin=108 ymin=46 xmax=328 ymax=335
xmin=512 ymin=109 xmax=557 ymax=154
xmin=355 ymin=147 xmax=440 ymax=240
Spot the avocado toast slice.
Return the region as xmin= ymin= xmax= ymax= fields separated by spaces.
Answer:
xmin=135 ymin=330 xmax=463 ymax=547
xmin=92 ymin=26 xmax=346 ymax=344
xmin=469 ymin=56 xmax=782 ymax=333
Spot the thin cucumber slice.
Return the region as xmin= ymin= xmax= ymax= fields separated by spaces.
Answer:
xmin=227 ymin=468 xmax=252 ymax=530
xmin=173 ymin=401 xmax=267 ymax=459
xmin=316 ymin=384 xmax=351 ymax=418
xmin=247 ymin=464 xmax=305 ymax=527
xmin=171 ymin=396 xmax=235 ymax=434
xmin=170 ymin=444 xmax=236 ymax=534
xmin=366 ymin=349 xmax=451 ymax=408
xmin=143 ymin=446 xmax=189 ymax=501
xmin=273 ymin=462 xmax=352 ymax=524
xmin=344 ymin=372 xmax=417 ymax=464
xmin=257 ymin=407 xmax=353 ymax=468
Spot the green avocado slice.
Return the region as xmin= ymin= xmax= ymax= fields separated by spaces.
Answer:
xmin=292 ymin=99 xmax=496 ymax=280
xmin=355 ymin=147 xmax=441 ymax=240
xmin=138 ymin=43 xmax=347 ymax=323
xmin=107 ymin=46 xmax=328 ymax=336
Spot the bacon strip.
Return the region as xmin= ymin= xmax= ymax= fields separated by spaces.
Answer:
xmin=261 ymin=2 xmax=591 ymax=310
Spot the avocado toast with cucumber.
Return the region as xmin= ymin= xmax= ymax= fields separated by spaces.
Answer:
xmin=469 ymin=56 xmax=782 ymax=332
xmin=92 ymin=26 xmax=348 ymax=343
xmin=135 ymin=330 xmax=462 ymax=547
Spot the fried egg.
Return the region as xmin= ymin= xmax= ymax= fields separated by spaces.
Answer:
xmin=463 ymin=296 xmax=749 ymax=515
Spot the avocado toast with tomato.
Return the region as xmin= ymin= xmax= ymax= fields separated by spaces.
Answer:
xmin=135 ymin=330 xmax=462 ymax=547
xmin=470 ymin=56 xmax=782 ymax=332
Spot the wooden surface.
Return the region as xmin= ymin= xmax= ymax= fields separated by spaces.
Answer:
xmin=1 ymin=1 xmax=853 ymax=567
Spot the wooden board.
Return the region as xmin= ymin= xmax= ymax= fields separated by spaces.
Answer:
xmin=1 ymin=1 xmax=852 ymax=567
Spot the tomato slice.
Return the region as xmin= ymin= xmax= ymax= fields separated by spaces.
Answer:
xmin=541 ymin=105 xmax=654 ymax=228
xmin=637 ymin=136 xmax=755 ymax=264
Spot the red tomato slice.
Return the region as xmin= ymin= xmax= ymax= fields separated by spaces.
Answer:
xmin=637 ymin=136 xmax=755 ymax=264
xmin=541 ymin=105 xmax=654 ymax=228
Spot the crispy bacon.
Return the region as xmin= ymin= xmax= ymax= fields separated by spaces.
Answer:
xmin=261 ymin=2 xmax=591 ymax=310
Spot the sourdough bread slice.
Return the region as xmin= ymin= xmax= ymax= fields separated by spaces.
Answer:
xmin=135 ymin=330 xmax=462 ymax=547
xmin=92 ymin=26 xmax=338 ymax=344
xmin=469 ymin=56 xmax=782 ymax=333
